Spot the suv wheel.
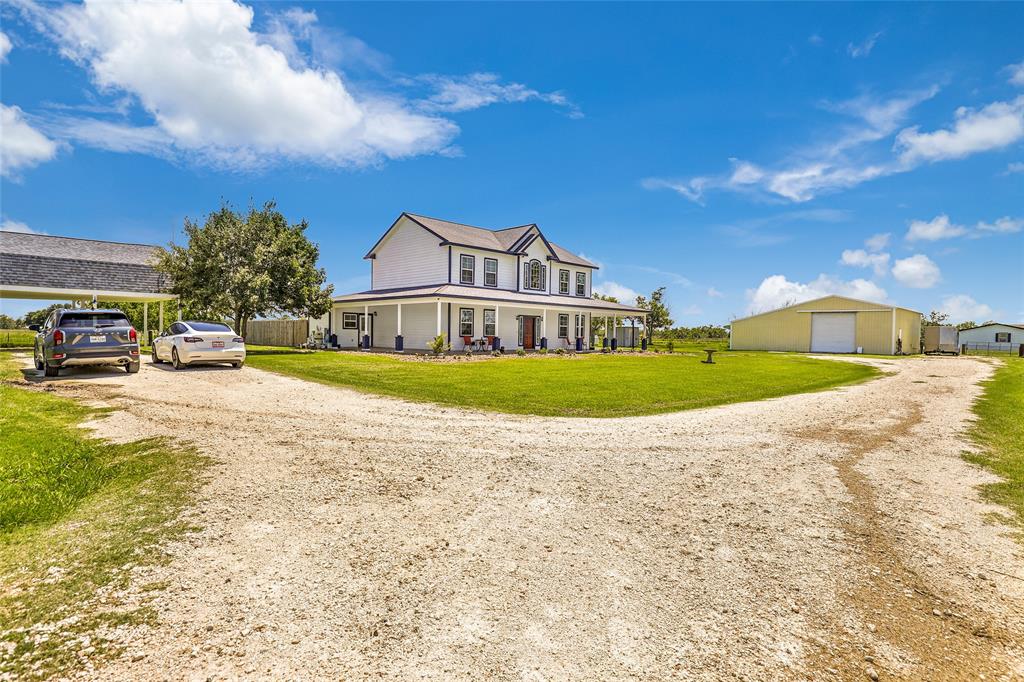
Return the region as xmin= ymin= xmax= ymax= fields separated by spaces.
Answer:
xmin=126 ymin=361 xmax=140 ymax=374
xmin=43 ymin=363 xmax=59 ymax=378
xmin=171 ymin=347 xmax=185 ymax=370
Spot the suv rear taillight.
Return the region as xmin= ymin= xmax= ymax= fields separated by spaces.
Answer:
xmin=183 ymin=336 xmax=203 ymax=343
xmin=53 ymin=329 xmax=64 ymax=345
xmin=129 ymin=328 xmax=138 ymax=343
xmin=233 ymin=337 xmax=244 ymax=343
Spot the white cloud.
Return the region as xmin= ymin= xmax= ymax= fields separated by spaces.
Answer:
xmin=941 ymin=294 xmax=994 ymax=323
xmin=891 ymin=254 xmax=941 ymax=288
xmin=808 ymin=34 xmax=824 ymax=46
xmin=22 ymin=0 xmax=458 ymax=169
xmin=745 ymin=274 xmax=887 ymax=315
xmin=0 ymin=219 xmax=42 ymax=234
xmin=1006 ymin=162 xmax=1024 ymax=174
xmin=707 ymin=287 xmax=724 ymax=298
xmin=1007 ymin=61 xmax=1024 ymax=87
xmin=847 ymin=31 xmax=883 ymax=58
xmin=645 ymin=87 xmax=938 ymax=203
xmin=593 ymin=281 xmax=639 ymax=303
xmin=975 ymin=216 xmax=1023 ymax=234
xmin=0 ymin=31 xmax=11 ymax=63
xmin=840 ymin=248 xmax=890 ymax=276
xmin=896 ymin=96 xmax=1024 ymax=165
xmin=905 ymin=214 xmax=966 ymax=241
xmin=1 ymin=104 xmax=61 ymax=178
xmin=864 ymin=232 xmax=890 ymax=252
xmin=419 ymin=73 xmax=582 ymax=118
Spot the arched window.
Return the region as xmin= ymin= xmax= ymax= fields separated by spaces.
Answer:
xmin=523 ymin=259 xmax=546 ymax=291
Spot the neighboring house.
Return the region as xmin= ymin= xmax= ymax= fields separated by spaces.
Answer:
xmin=958 ymin=323 xmax=1022 ymax=352
xmin=730 ymin=295 xmax=921 ymax=355
xmin=313 ymin=212 xmax=647 ymax=351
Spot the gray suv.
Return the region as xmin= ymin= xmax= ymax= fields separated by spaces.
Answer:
xmin=31 ymin=309 xmax=141 ymax=377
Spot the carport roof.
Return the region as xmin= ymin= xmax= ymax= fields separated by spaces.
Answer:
xmin=0 ymin=231 xmax=175 ymax=302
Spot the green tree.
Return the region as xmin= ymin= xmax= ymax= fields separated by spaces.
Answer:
xmin=635 ymin=287 xmax=673 ymax=340
xmin=590 ymin=293 xmax=618 ymax=338
xmin=156 ymin=201 xmax=333 ymax=337
xmin=23 ymin=304 xmax=72 ymax=327
xmin=0 ymin=314 xmax=23 ymax=329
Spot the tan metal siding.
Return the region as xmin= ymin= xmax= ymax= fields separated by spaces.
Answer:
xmin=730 ymin=296 xmax=919 ymax=354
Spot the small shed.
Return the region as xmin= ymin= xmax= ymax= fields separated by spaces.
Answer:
xmin=730 ymin=295 xmax=921 ymax=355
xmin=957 ymin=323 xmax=1022 ymax=353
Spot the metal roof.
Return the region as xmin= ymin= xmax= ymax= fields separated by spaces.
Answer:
xmin=332 ymin=283 xmax=647 ymax=314
xmin=730 ymin=295 xmax=921 ymax=323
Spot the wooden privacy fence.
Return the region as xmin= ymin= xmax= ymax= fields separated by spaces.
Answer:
xmin=245 ymin=319 xmax=308 ymax=347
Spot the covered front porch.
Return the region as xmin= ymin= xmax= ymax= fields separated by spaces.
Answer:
xmin=314 ymin=292 xmax=647 ymax=353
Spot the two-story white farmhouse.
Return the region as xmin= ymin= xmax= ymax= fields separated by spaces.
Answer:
xmin=314 ymin=213 xmax=647 ymax=351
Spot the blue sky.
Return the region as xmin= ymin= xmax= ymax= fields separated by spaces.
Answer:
xmin=2 ymin=1 xmax=1022 ymax=324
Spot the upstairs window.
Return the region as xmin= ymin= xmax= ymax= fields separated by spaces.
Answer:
xmin=576 ymin=271 xmax=586 ymax=296
xmin=484 ymin=258 xmax=498 ymax=287
xmin=460 ymin=254 xmax=475 ymax=285
xmin=524 ymin=259 xmax=546 ymax=291
xmin=559 ymin=269 xmax=570 ymax=295
xmin=558 ymin=314 xmax=569 ymax=338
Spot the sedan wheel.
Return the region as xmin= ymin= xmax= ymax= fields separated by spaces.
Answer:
xmin=171 ymin=347 xmax=185 ymax=370
xmin=151 ymin=346 xmax=162 ymax=364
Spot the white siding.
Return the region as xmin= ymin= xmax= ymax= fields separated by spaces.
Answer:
xmin=958 ymin=324 xmax=1020 ymax=350
xmin=449 ymin=247 xmax=518 ymax=291
xmin=372 ymin=216 xmax=447 ymax=289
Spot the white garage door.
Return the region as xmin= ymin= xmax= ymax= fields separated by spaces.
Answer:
xmin=811 ymin=313 xmax=856 ymax=353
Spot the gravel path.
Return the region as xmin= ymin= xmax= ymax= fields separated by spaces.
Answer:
xmin=26 ymin=355 xmax=1024 ymax=680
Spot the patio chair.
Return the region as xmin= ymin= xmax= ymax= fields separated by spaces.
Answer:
xmin=462 ymin=335 xmax=473 ymax=351
xmin=486 ymin=336 xmax=495 ymax=351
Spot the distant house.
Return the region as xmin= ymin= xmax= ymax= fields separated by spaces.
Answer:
xmin=958 ymin=323 xmax=1022 ymax=352
xmin=314 ymin=213 xmax=646 ymax=351
xmin=730 ymin=295 xmax=921 ymax=355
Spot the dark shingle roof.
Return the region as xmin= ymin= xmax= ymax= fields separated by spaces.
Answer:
xmin=0 ymin=231 xmax=169 ymax=293
xmin=384 ymin=213 xmax=597 ymax=268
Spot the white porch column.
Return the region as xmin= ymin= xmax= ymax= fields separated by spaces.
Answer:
xmin=158 ymin=301 xmax=164 ymax=330
xmin=396 ymin=303 xmax=403 ymax=336
xmin=363 ymin=304 xmax=369 ymax=349
xmin=436 ymin=300 xmax=443 ymax=337
xmin=540 ymin=309 xmax=546 ymax=340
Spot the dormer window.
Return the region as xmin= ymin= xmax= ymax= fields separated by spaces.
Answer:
xmin=460 ymin=254 xmax=475 ymax=285
xmin=524 ymin=259 xmax=546 ymax=291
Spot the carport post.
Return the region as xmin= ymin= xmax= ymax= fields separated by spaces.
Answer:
xmin=176 ymin=299 xmax=182 ymax=322
xmin=158 ymin=301 xmax=164 ymax=331
xmin=143 ymin=302 xmax=148 ymax=340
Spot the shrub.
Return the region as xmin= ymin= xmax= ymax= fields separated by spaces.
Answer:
xmin=555 ymin=347 xmax=566 ymax=355
xmin=666 ymin=340 xmax=675 ymax=353
xmin=516 ymin=349 xmax=526 ymax=356
xmin=539 ymin=348 xmax=548 ymax=355
xmin=429 ymin=333 xmax=449 ymax=356
xmin=491 ymin=350 xmax=502 ymax=357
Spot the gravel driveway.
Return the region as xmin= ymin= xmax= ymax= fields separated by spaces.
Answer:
xmin=33 ymin=355 xmax=1024 ymax=680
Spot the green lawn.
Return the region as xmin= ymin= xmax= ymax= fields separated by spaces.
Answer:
xmin=245 ymin=347 xmax=879 ymax=418
xmin=0 ymin=329 xmax=35 ymax=349
xmin=965 ymin=357 xmax=1024 ymax=534
xmin=0 ymin=352 xmax=205 ymax=679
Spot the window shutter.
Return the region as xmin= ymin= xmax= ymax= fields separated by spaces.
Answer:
xmin=523 ymin=263 xmax=529 ymax=288
xmin=541 ymin=265 xmax=547 ymax=289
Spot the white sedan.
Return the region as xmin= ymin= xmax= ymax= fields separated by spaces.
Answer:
xmin=151 ymin=320 xmax=246 ymax=369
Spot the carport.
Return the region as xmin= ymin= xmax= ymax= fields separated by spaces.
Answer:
xmin=0 ymin=231 xmax=177 ymax=338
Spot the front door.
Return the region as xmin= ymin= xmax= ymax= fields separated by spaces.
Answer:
xmin=523 ymin=317 xmax=535 ymax=349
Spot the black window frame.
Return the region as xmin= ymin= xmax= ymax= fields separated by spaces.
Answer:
xmin=459 ymin=307 xmax=474 ymax=337
xmin=575 ymin=271 xmax=586 ymax=296
xmin=523 ymin=259 xmax=546 ymax=291
xmin=460 ymin=254 xmax=475 ymax=285
xmin=483 ymin=309 xmax=496 ymax=336
xmin=559 ymin=269 xmax=570 ymax=295
xmin=995 ymin=332 xmax=1011 ymax=343
xmin=558 ymin=313 xmax=569 ymax=338
xmin=342 ymin=312 xmax=358 ymax=329
xmin=483 ymin=258 xmax=498 ymax=288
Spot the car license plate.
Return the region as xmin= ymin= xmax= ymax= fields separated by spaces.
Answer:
xmin=89 ymin=335 xmax=105 ymax=343
xmin=212 ymin=341 xmax=224 ymax=348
